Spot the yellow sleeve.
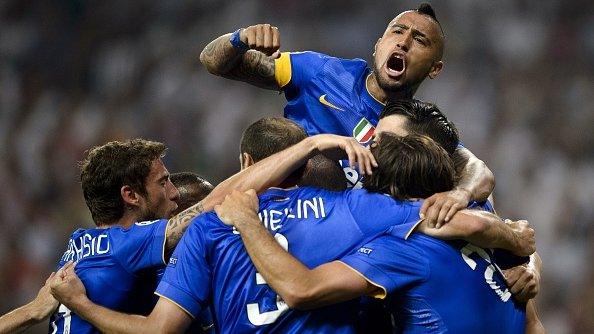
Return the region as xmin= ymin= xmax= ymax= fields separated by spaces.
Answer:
xmin=274 ymin=52 xmax=292 ymax=88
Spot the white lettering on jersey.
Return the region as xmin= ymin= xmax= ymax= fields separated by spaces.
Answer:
xmin=61 ymin=233 xmax=110 ymax=262
xmin=460 ymin=244 xmax=512 ymax=302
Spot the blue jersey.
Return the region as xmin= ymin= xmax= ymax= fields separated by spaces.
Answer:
xmin=275 ymin=51 xmax=382 ymax=188
xmin=49 ymin=220 xmax=168 ymax=334
xmin=275 ymin=51 xmax=382 ymax=141
xmin=340 ymin=218 xmax=526 ymax=333
xmin=156 ymin=187 xmax=421 ymax=333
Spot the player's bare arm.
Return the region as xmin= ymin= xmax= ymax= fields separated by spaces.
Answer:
xmin=204 ymin=133 xmax=375 ymax=208
xmin=526 ymin=300 xmax=546 ymax=334
xmin=0 ymin=273 xmax=58 ymax=334
xmin=420 ymin=147 xmax=495 ymax=228
xmin=454 ymin=147 xmax=495 ymax=201
xmin=200 ymin=24 xmax=280 ymax=90
xmin=163 ymin=134 xmax=375 ymax=258
xmin=418 ymin=212 xmax=536 ymax=257
xmin=164 ymin=201 xmax=205 ymax=259
xmin=51 ymin=262 xmax=191 ymax=334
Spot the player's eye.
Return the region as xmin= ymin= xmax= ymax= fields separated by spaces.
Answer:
xmin=415 ymin=37 xmax=427 ymax=45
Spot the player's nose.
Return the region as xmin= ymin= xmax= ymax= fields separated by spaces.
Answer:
xmin=170 ymin=183 xmax=180 ymax=201
xmin=396 ymin=32 xmax=412 ymax=52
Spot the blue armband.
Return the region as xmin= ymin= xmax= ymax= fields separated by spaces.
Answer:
xmin=230 ymin=29 xmax=249 ymax=54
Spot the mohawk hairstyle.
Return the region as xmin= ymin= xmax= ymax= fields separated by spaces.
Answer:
xmin=416 ymin=3 xmax=444 ymax=35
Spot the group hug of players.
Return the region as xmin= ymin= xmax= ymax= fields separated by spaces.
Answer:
xmin=0 ymin=4 xmax=546 ymax=334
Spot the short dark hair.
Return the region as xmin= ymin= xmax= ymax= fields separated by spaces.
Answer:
xmin=240 ymin=117 xmax=307 ymax=163
xmin=299 ymin=154 xmax=347 ymax=191
xmin=416 ymin=3 xmax=443 ymax=35
xmin=380 ymin=99 xmax=459 ymax=155
xmin=364 ymin=133 xmax=456 ymax=200
xmin=80 ymin=139 xmax=166 ymax=226
xmin=170 ymin=172 xmax=214 ymax=214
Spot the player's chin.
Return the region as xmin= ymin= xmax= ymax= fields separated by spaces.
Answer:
xmin=167 ymin=204 xmax=179 ymax=218
xmin=378 ymin=74 xmax=406 ymax=91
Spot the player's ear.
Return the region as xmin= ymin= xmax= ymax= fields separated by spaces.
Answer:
xmin=241 ymin=152 xmax=255 ymax=170
xmin=373 ymin=38 xmax=381 ymax=56
xmin=428 ymin=60 xmax=443 ymax=79
xmin=121 ymin=185 xmax=141 ymax=207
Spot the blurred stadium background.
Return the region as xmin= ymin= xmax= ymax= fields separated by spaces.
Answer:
xmin=1 ymin=0 xmax=592 ymax=332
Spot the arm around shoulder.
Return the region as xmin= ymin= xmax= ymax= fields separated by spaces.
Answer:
xmin=453 ymin=147 xmax=495 ymax=202
xmin=418 ymin=210 xmax=536 ymax=257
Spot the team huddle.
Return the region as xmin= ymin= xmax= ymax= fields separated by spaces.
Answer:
xmin=0 ymin=3 xmax=545 ymax=334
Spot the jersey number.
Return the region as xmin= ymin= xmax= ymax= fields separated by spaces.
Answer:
xmin=460 ymin=244 xmax=511 ymax=302
xmin=247 ymin=233 xmax=290 ymax=326
xmin=50 ymin=304 xmax=72 ymax=334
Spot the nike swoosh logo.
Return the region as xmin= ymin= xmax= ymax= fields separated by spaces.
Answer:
xmin=319 ymin=94 xmax=344 ymax=111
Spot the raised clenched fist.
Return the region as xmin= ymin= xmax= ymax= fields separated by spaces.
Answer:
xmin=240 ymin=24 xmax=280 ymax=56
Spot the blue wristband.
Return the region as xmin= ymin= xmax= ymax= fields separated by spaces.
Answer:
xmin=230 ymin=29 xmax=249 ymax=54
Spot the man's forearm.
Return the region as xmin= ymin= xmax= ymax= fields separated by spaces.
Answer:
xmin=204 ymin=137 xmax=318 ymax=210
xmin=199 ymin=31 xmax=278 ymax=90
xmin=200 ymin=33 xmax=243 ymax=75
xmin=526 ymin=300 xmax=545 ymax=334
xmin=422 ymin=211 xmax=533 ymax=256
xmin=165 ymin=138 xmax=318 ymax=254
xmin=463 ymin=212 xmax=521 ymax=251
xmin=68 ymin=297 xmax=153 ymax=334
xmin=233 ymin=214 xmax=317 ymax=308
xmin=454 ymin=147 xmax=495 ymax=202
xmin=0 ymin=302 xmax=46 ymax=334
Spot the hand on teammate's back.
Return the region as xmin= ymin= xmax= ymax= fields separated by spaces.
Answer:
xmin=420 ymin=189 xmax=471 ymax=228
xmin=503 ymin=264 xmax=540 ymax=302
xmin=50 ymin=261 xmax=86 ymax=309
xmin=309 ymin=134 xmax=378 ymax=175
xmin=240 ymin=24 xmax=281 ymax=56
xmin=215 ymin=189 xmax=260 ymax=228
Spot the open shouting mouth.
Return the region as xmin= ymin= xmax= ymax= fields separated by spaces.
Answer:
xmin=385 ymin=52 xmax=406 ymax=78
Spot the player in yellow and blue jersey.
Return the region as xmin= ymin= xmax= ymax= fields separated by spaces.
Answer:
xmin=200 ymin=3 xmax=495 ymax=226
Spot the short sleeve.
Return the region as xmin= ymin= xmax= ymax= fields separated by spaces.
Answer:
xmin=155 ymin=215 xmax=212 ymax=318
xmin=340 ymin=235 xmax=428 ymax=298
xmin=111 ymin=219 xmax=168 ymax=272
xmin=345 ymin=190 xmax=419 ymax=235
xmin=275 ymin=51 xmax=330 ymax=91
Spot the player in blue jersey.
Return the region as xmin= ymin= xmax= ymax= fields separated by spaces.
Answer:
xmin=48 ymin=134 xmax=533 ymax=333
xmin=47 ymin=133 xmax=372 ymax=334
xmin=213 ymin=135 xmax=535 ymax=333
xmin=47 ymin=139 xmax=182 ymax=334
xmin=200 ymin=3 xmax=495 ymax=227
xmin=0 ymin=157 xmax=219 ymax=334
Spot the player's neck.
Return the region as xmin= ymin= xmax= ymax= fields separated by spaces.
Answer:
xmin=366 ymin=73 xmax=415 ymax=103
xmin=104 ymin=211 xmax=137 ymax=229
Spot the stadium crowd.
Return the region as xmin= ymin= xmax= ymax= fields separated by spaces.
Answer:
xmin=0 ymin=0 xmax=593 ymax=332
